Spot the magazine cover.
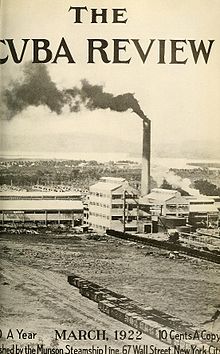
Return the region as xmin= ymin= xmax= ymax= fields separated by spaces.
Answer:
xmin=0 ymin=0 xmax=220 ymax=353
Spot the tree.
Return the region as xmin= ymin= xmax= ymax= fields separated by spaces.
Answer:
xmin=194 ymin=179 xmax=220 ymax=196
xmin=160 ymin=179 xmax=173 ymax=190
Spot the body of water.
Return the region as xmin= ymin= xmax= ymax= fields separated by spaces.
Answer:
xmin=1 ymin=151 xmax=220 ymax=170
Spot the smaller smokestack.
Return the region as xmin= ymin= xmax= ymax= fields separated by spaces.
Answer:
xmin=141 ymin=119 xmax=151 ymax=196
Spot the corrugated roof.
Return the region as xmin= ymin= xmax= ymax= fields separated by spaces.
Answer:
xmin=90 ymin=181 xmax=138 ymax=194
xmin=152 ymin=188 xmax=178 ymax=195
xmin=149 ymin=193 xmax=174 ymax=202
xmin=140 ymin=194 xmax=189 ymax=205
xmin=139 ymin=188 xmax=181 ymax=203
xmin=0 ymin=191 xmax=81 ymax=197
xmin=90 ymin=182 xmax=122 ymax=192
xmin=0 ymin=200 xmax=83 ymax=211
xmin=140 ymin=193 xmax=174 ymax=204
xmin=166 ymin=196 xmax=189 ymax=204
xmin=189 ymin=204 xmax=218 ymax=213
xmin=90 ymin=177 xmax=129 ymax=191
xmin=186 ymin=196 xmax=215 ymax=203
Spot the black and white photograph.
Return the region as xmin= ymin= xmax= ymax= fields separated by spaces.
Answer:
xmin=0 ymin=0 xmax=220 ymax=353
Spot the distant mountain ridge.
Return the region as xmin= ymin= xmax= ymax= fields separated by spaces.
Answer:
xmin=2 ymin=132 xmax=219 ymax=160
xmin=2 ymin=132 xmax=141 ymax=154
xmin=154 ymin=140 xmax=220 ymax=159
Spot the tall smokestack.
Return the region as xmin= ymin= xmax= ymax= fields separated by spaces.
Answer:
xmin=141 ymin=119 xmax=151 ymax=196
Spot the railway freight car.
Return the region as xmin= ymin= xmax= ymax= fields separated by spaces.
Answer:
xmin=67 ymin=273 xmax=219 ymax=349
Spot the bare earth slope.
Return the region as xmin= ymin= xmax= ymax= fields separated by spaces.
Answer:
xmin=0 ymin=232 xmax=220 ymax=348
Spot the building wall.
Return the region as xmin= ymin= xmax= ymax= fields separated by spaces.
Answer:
xmin=163 ymin=202 xmax=189 ymax=217
xmin=0 ymin=210 xmax=83 ymax=224
xmin=88 ymin=179 xmax=139 ymax=233
xmin=89 ymin=190 xmax=112 ymax=232
xmin=0 ymin=192 xmax=81 ymax=201
xmin=111 ymin=191 xmax=138 ymax=232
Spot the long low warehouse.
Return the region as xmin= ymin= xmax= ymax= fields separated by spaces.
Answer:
xmin=0 ymin=200 xmax=83 ymax=225
xmin=0 ymin=191 xmax=82 ymax=200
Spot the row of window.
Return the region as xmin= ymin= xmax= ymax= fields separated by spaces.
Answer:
xmin=90 ymin=212 xmax=110 ymax=220
xmin=167 ymin=207 xmax=186 ymax=211
xmin=112 ymin=194 xmax=122 ymax=199
xmin=167 ymin=204 xmax=189 ymax=209
xmin=90 ymin=192 xmax=111 ymax=198
xmin=112 ymin=194 xmax=138 ymax=199
xmin=166 ymin=213 xmax=188 ymax=217
xmin=0 ymin=210 xmax=82 ymax=214
xmin=90 ymin=202 xmax=137 ymax=210
xmin=90 ymin=223 xmax=107 ymax=230
xmin=125 ymin=194 xmax=138 ymax=199
xmin=90 ymin=201 xmax=110 ymax=208
xmin=112 ymin=204 xmax=123 ymax=209
xmin=0 ymin=196 xmax=80 ymax=200
xmin=90 ymin=192 xmax=138 ymax=199
xmin=89 ymin=214 xmax=137 ymax=222
xmin=112 ymin=204 xmax=137 ymax=209
xmin=190 ymin=201 xmax=213 ymax=205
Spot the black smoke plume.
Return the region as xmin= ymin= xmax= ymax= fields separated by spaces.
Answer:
xmin=3 ymin=63 xmax=64 ymax=118
xmin=2 ymin=62 xmax=148 ymax=121
xmin=64 ymin=80 xmax=147 ymax=120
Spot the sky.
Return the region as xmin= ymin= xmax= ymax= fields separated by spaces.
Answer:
xmin=1 ymin=0 xmax=220 ymax=158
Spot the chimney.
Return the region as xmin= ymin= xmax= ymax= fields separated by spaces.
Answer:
xmin=141 ymin=119 xmax=151 ymax=196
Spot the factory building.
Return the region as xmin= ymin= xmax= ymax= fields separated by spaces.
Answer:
xmin=0 ymin=191 xmax=81 ymax=200
xmin=139 ymin=188 xmax=190 ymax=217
xmin=212 ymin=196 xmax=220 ymax=211
xmin=0 ymin=199 xmax=83 ymax=226
xmin=88 ymin=177 xmax=139 ymax=233
xmin=186 ymin=197 xmax=219 ymax=227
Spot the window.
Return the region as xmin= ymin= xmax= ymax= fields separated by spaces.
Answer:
xmin=167 ymin=204 xmax=176 ymax=209
xmin=112 ymin=204 xmax=123 ymax=209
xmin=126 ymin=194 xmax=138 ymax=199
xmin=112 ymin=194 xmax=122 ymax=199
xmin=128 ymin=204 xmax=136 ymax=210
xmin=111 ymin=216 xmax=123 ymax=220
xmin=125 ymin=226 xmax=137 ymax=231
xmin=127 ymin=216 xmax=137 ymax=222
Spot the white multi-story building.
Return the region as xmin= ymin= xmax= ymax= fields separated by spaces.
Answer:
xmin=88 ymin=177 xmax=139 ymax=233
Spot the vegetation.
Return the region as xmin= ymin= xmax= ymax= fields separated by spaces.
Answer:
xmin=193 ymin=179 xmax=220 ymax=196
xmin=169 ymin=167 xmax=220 ymax=188
xmin=0 ymin=159 xmax=144 ymax=191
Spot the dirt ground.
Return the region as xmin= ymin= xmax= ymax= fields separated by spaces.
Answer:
xmin=0 ymin=232 xmax=220 ymax=348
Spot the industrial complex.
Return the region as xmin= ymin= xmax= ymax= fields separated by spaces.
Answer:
xmin=0 ymin=117 xmax=220 ymax=348
xmin=0 ymin=116 xmax=219 ymax=235
xmin=86 ymin=114 xmax=219 ymax=234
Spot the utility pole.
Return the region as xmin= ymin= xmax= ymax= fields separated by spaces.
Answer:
xmin=123 ymin=190 xmax=142 ymax=233
xmin=123 ymin=190 xmax=126 ymax=234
